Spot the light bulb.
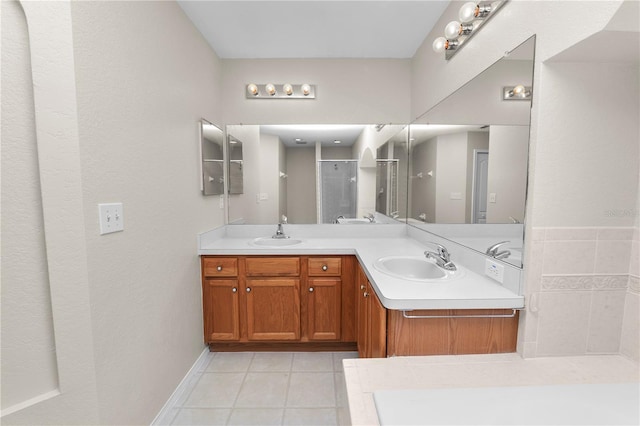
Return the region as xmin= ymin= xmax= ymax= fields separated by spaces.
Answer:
xmin=444 ymin=21 xmax=462 ymax=39
xmin=459 ymin=2 xmax=478 ymax=23
xmin=301 ymin=84 xmax=311 ymax=96
xmin=513 ymin=84 xmax=526 ymax=96
xmin=265 ymin=83 xmax=276 ymax=96
xmin=247 ymin=83 xmax=259 ymax=96
xmin=432 ymin=37 xmax=447 ymax=53
xmin=283 ymin=83 xmax=293 ymax=96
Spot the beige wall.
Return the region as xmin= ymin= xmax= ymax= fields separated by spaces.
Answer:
xmin=412 ymin=1 xmax=638 ymax=359
xmin=286 ymin=148 xmax=317 ymax=223
xmin=227 ymin=125 xmax=260 ymax=223
xmin=221 ymin=59 xmax=411 ymax=125
xmin=435 ymin=133 xmax=467 ymax=223
xmin=2 ymin=1 xmax=224 ymax=424
xmin=486 ymin=126 xmax=528 ymax=224
xmin=1 ymin=0 xmax=60 ymax=412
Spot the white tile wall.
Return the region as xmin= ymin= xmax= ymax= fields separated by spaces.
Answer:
xmin=522 ymin=226 xmax=638 ymax=358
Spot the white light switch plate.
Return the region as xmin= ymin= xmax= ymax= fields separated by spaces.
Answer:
xmin=99 ymin=203 xmax=124 ymax=235
xmin=485 ymin=258 xmax=504 ymax=283
xmin=489 ymin=193 xmax=497 ymax=203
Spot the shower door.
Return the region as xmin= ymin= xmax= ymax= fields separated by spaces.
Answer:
xmin=317 ymin=160 xmax=358 ymax=224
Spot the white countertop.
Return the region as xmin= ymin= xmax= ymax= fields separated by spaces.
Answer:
xmin=343 ymin=353 xmax=640 ymax=426
xmin=197 ymin=225 xmax=525 ymax=310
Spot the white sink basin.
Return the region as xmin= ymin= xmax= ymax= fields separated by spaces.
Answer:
xmin=337 ymin=218 xmax=374 ymax=224
xmin=251 ymin=237 xmax=303 ymax=247
xmin=373 ymin=256 xmax=464 ymax=282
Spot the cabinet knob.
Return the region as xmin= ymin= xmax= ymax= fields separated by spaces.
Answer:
xmin=232 ymin=287 xmax=237 ymax=293
xmin=364 ymin=292 xmax=369 ymax=298
xmin=309 ymin=287 xmax=314 ymax=292
xmin=217 ymin=266 xmax=223 ymax=271
xmin=246 ymin=287 xmax=251 ymax=293
xmin=322 ymin=265 xmax=328 ymax=271
xmin=360 ymin=284 xmax=366 ymax=290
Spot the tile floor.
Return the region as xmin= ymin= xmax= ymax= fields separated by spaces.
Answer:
xmin=157 ymin=351 xmax=358 ymax=426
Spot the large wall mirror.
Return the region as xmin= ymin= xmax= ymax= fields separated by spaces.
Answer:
xmin=226 ymin=124 xmax=408 ymax=225
xmin=408 ymin=36 xmax=535 ymax=268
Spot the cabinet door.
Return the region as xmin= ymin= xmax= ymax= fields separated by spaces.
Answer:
xmin=368 ymin=282 xmax=387 ymax=358
xmin=203 ymin=279 xmax=240 ymax=342
xmin=245 ymin=278 xmax=301 ymax=341
xmin=307 ymin=278 xmax=341 ymax=341
xmin=356 ymin=268 xmax=370 ymax=358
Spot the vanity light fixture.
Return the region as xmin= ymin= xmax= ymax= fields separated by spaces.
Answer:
xmin=247 ymin=83 xmax=259 ymax=96
xmin=265 ymin=83 xmax=277 ymax=96
xmin=503 ymin=84 xmax=532 ymax=100
xmin=432 ymin=0 xmax=508 ymax=60
xmin=245 ymin=83 xmax=316 ymax=99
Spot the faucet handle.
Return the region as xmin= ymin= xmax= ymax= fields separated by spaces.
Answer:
xmin=486 ymin=241 xmax=510 ymax=255
xmin=425 ymin=242 xmax=449 ymax=260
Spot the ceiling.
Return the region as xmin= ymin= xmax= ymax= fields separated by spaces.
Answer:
xmin=177 ymin=1 xmax=450 ymax=59
xmin=181 ymin=2 xmax=450 ymax=144
xmin=259 ymin=124 xmax=367 ymax=147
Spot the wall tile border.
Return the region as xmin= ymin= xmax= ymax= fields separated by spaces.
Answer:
xmin=541 ymin=275 xmax=629 ymax=291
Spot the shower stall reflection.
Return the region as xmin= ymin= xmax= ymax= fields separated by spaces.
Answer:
xmin=318 ymin=160 xmax=358 ymax=224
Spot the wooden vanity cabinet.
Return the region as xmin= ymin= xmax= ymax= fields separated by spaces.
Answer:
xmin=356 ymin=264 xmax=387 ymax=358
xmin=201 ymin=255 xmax=356 ymax=350
xmin=245 ymin=257 xmax=301 ymax=341
xmin=386 ymin=308 xmax=518 ymax=356
xmin=355 ymin=262 xmax=518 ymax=358
xmin=202 ymin=258 xmax=240 ymax=342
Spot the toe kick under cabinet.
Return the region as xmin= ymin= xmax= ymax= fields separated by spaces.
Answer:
xmin=201 ymin=255 xmax=357 ymax=351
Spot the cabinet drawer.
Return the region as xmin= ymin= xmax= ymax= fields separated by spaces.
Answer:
xmin=245 ymin=257 xmax=300 ymax=277
xmin=203 ymin=257 xmax=238 ymax=277
xmin=308 ymin=257 xmax=342 ymax=276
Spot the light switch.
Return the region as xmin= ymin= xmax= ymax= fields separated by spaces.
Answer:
xmin=99 ymin=203 xmax=124 ymax=235
xmin=450 ymin=192 xmax=462 ymax=200
xmin=489 ymin=193 xmax=497 ymax=203
xmin=260 ymin=193 xmax=268 ymax=201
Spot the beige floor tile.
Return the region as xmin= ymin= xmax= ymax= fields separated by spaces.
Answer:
xmin=227 ymin=408 xmax=283 ymax=425
xmin=287 ymin=372 xmax=336 ymax=407
xmin=206 ymin=352 xmax=254 ymax=372
xmin=283 ymin=408 xmax=338 ymax=425
xmin=183 ymin=373 xmax=245 ymax=408
xmin=292 ymin=352 xmax=334 ymax=372
xmin=171 ymin=408 xmax=230 ymax=425
xmin=235 ymin=372 xmax=290 ymax=408
xmin=250 ymin=352 xmax=293 ymax=372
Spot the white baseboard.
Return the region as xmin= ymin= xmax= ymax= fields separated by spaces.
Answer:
xmin=150 ymin=346 xmax=211 ymax=425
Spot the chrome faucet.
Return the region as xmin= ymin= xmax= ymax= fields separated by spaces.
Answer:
xmin=334 ymin=215 xmax=345 ymax=224
xmin=272 ymin=223 xmax=288 ymax=239
xmin=424 ymin=243 xmax=457 ymax=271
xmin=486 ymin=241 xmax=511 ymax=260
xmin=390 ymin=211 xmax=400 ymax=219
xmin=363 ymin=213 xmax=375 ymax=222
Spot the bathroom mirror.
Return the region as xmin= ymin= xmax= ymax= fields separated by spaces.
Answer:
xmin=225 ymin=124 xmax=408 ymax=225
xmin=201 ymin=119 xmax=225 ymax=196
xmin=228 ymin=134 xmax=244 ymax=194
xmin=407 ymin=36 xmax=535 ymax=268
xmin=375 ymin=126 xmax=409 ymax=221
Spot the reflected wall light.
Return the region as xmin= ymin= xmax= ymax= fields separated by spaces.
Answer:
xmin=432 ymin=0 xmax=508 ymax=60
xmin=246 ymin=83 xmax=316 ymax=99
xmin=503 ymin=84 xmax=532 ymax=100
